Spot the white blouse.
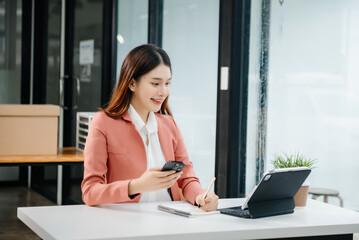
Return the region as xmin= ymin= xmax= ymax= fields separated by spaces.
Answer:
xmin=128 ymin=105 xmax=172 ymax=202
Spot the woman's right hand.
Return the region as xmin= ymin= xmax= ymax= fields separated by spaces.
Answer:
xmin=128 ymin=167 xmax=182 ymax=195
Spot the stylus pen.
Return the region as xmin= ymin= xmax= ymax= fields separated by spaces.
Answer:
xmin=198 ymin=177 xmax=216 ymax=208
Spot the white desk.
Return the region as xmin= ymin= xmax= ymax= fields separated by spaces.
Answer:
xmin=18 ymin=199 xmax=359 ymax=240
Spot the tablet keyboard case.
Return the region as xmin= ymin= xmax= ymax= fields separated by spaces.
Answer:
xmin=220 ymin=168 xmax=311 ymax=219
xmin=247 ymin=169 xmax=310 ymax=218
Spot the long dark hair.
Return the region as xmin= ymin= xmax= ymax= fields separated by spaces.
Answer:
xmin=103 ymin=44 xmax=172 ymax=118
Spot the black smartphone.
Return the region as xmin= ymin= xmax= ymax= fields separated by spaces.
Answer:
xmin=161 ymin=161 xmax=185 ymax=172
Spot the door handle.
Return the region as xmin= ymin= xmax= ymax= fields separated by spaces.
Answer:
xmin=73 ymin=76 xmax=81 ymax=109
xmin=59 ymin=75 xmax=69 ymax=110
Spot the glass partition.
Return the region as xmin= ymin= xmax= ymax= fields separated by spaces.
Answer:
xmin=246 ymin=0 xmax=264 ymax=192
xmin=162 ymin=0 xmax=219 ymax=188
xmin=116 ymin=0 xmax=148 ymax=81
xmin=0 ymin=0 xmax=22 ymax=104
xmin=46 ymin=0 xmax=61 ymax=105
xmin=247 ymin=0 xmax=359 ymax=210
xmin=0 ymin=0 xmax=22 ymax=181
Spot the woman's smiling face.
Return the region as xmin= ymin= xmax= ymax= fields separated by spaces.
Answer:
xmin=129 ymin=64 xmax=172 ymax=122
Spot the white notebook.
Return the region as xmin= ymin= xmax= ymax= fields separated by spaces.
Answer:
xmin=158 ymin=201 xmax=220 ymax=218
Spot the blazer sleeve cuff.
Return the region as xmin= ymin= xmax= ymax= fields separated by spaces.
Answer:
xmin=123 ymin=179 xmax=141 ymax=202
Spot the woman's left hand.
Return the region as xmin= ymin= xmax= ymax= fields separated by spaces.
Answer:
xmin=195 ymin=191 xmax=219 ymax=212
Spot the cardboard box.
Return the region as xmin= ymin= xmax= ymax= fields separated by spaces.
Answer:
xmin=0 ymin=104 xmax=60 ymax=155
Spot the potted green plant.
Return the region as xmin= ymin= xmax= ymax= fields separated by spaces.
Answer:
xmin=271 ymin=153 xmax=317 ymax=207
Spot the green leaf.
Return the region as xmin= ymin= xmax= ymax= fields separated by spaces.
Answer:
xmin=271 ymin=152 xmax=317 ymax=170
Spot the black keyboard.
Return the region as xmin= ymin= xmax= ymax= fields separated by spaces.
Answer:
xmin=219 ymin=206 xmax=252 ymax=218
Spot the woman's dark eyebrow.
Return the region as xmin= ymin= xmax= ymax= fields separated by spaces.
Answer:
xmin=150 ymin=77 xmax=172 ymax=81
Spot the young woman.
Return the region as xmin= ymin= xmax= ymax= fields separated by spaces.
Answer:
xmin=81 ymin=44 xmax=218 ymax=211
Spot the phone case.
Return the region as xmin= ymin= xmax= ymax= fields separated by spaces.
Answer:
xmin=161 ymin=161 xmax=185 ymax=172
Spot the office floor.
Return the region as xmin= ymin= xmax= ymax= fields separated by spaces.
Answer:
xmin=1 ymin=185 xmax=359 ymax=240
xmin=0 ymin=185 xmax=55 ymax=239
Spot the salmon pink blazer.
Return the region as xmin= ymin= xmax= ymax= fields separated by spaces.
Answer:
xmin=81 ymin=111 xmax=205 ymax=206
